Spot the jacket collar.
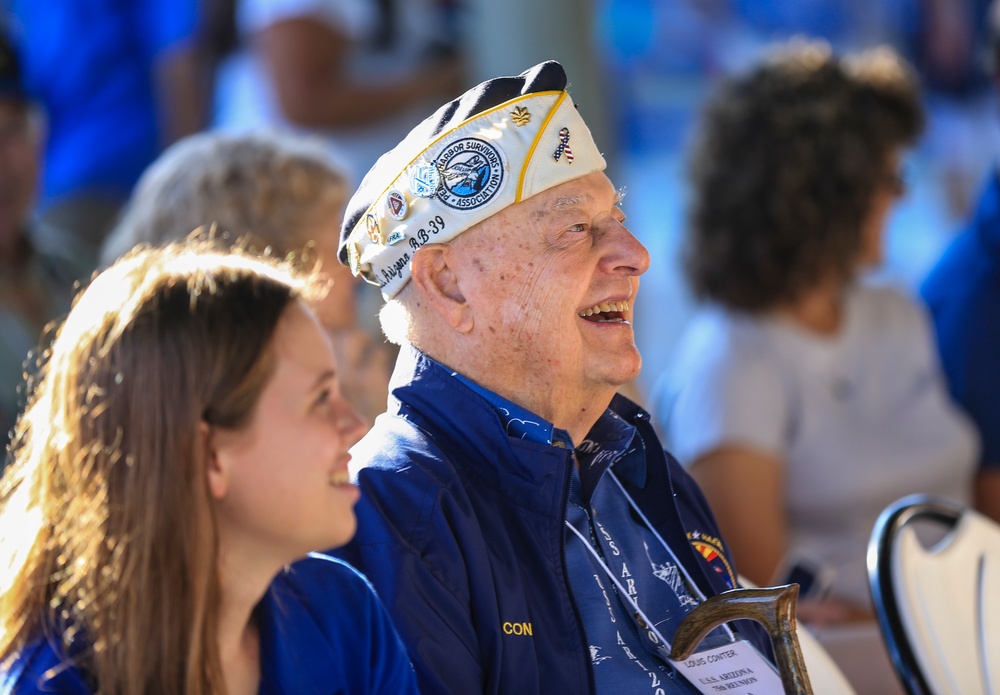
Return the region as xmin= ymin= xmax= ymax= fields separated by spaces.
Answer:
xmin=387 ymin=345 xmax=651 ymax=510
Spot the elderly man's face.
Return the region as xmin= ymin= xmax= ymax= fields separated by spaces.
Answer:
xmin=449 ymin=170 xmax=650 ymax=406
xmin=0 ymin=100 xmax=40 ymax=247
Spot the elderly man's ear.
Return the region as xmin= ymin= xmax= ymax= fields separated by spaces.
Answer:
xmin=410 ymin=244 xmax=475 ymax=333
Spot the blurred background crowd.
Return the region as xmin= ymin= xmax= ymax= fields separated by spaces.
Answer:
xmin=1 ymin=0 xmax=996 ymax=432
xmin=1 ymin=1 xmax=998 ymax=691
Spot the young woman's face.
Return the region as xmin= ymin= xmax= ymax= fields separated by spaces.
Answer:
xmin=858 ymin=149 xmax=906 ymax=269
xmin=209 ymin=300 xmax=367 ymax=565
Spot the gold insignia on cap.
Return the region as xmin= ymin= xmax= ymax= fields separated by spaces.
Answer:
xmin=347 ymin=241 xmax=361 ymax=274
xmin=511 ymin=106 xmax=531 ymax=127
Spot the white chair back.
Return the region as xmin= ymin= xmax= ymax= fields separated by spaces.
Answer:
xmin=868 ymin=495 xmax=1000 ymax=695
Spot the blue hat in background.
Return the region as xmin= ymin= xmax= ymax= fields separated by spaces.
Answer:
xmin=0 ymin=23 xmax=27 ymax=102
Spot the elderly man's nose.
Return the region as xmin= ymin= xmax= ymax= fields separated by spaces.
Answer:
xmin=603 ymin=220 xmax=650 ymax=276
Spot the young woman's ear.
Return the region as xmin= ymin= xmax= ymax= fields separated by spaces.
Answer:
xmin=200 ymin=421 xmax=228 ymax=500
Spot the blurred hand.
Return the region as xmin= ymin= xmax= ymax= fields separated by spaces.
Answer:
xmin=796 ymin=597 xmax=873 ymax=629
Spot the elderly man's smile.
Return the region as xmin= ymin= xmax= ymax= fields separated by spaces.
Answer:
xmin=578 ymin=300 xmax=631 ymax=324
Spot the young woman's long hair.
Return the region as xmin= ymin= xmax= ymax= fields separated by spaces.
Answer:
xmin=0 ymin=242 xmax=309 ymax=693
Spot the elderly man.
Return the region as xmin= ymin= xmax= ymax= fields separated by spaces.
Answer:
xmin=333 ymin=61 xmax=771 ymax=693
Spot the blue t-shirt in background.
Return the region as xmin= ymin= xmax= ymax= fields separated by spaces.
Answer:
xmin=10 ymin=0 xmax=199 ymax=205
xmin=922 ymin=171 xmax=1000 ymax=469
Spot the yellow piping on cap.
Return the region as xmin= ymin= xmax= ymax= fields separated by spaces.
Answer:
xmin=351 ymin=90 xmax=566 ymax=241
xmin=515 ymin=90 xmax=567 ymax=203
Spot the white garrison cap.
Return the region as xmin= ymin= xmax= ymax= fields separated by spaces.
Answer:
xmin=338 ymin=60 xmax=606 ymax=299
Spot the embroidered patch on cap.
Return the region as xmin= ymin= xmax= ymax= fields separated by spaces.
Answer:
xmin=436 ymin=138 xmax=507 ymax=212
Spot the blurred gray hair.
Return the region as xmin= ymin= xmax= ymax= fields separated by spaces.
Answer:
xmin=100 ymin=131 xmax=352 ymax=267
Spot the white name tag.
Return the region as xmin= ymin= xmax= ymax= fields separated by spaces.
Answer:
xmin=670 ymin=640 xmax=784 ymax=694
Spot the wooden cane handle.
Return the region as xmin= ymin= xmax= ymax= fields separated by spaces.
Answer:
xmin=669 ymin=584 xmax=813 ymax=695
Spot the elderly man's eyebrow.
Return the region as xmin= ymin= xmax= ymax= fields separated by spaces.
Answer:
xmin=551 ymin=188 xmax=627 ymax=211
xmin=552 ymin=193 xmax=592 ymax=211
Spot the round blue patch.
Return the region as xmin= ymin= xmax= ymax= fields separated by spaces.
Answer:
xmin=435 ymin=138 xmax=507 ymax=212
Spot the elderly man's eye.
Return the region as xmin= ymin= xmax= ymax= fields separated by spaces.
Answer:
xmin=567 ymin=224 xmax=588 ymax=233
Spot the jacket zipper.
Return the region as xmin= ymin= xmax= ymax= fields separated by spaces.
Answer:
xmin=559 ymin=450 xmax=597 ymax=695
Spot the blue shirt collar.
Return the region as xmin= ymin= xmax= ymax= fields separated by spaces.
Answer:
xmin=426 ymin=353 xmax=643 ymax=489
xmin=445 ymin=364 xmax=562 ymax=445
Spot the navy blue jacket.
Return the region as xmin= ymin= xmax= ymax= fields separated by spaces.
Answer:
xmin=334 ymin=347 xmax=770 ymax=693
xmin=1 ymin=555 xmax=418 ymax=694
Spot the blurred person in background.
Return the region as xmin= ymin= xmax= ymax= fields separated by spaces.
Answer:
xmin=921 ymin=0 xmax=1000 ymax=525
xmin=0 ymin=24 xmax=88 ymax=457
xmin=654 ymin=41 xmax=977 ymax=693
xmin=101 ymin=131 xmax=393 ymax=425
xmin=7 ymin=0 xmax=211 ymax=259
xmin=213 ymin=0 xmax=464 ymax=184
xmin=0 ymin=243 xmax=416 ymax=694
xmin=907 ymin=0 xmax=995 ymax=219
xmin=214 ymin=0 xmax=465 ymax=350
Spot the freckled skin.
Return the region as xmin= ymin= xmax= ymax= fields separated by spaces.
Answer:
xmin=445 ymin=171 xmax=650 ymax=443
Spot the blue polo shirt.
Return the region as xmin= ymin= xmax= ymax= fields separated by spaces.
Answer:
xmin=450 ymin=367 xmax=731 ymax=693
xmin=1 ymin=555 xmax=418 ymax=694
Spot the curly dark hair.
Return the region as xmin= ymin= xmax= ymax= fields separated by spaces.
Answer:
xmin=685 ymin=41 xmax=925 ymax=312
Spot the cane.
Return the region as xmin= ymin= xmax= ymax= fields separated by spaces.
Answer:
xmin=669 ymin=584 xmax=813 ymax=695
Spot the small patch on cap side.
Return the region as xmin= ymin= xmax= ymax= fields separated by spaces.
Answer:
xmin=409 ymin=165 xmax=441 ymax=198
xmin=552 ymin=127 xmax=574 ymax=164
xmin=365 ymin=214 xmax=382 ymax=244
xmin=386 ymin=189 xmax=408 ymax=220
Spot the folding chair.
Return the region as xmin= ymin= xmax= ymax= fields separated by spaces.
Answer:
xmin=867 ymin=494 xmax=1000 ymax=694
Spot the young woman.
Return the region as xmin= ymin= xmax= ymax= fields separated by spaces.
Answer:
xmin=0 ymin=243 xmax=418 ymax=694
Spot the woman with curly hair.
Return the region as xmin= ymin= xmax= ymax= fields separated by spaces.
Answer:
xmin=655 ymin=42 xmax=978 ymax=690
xmin=0 ymin=243 xmax=418 ymax=694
